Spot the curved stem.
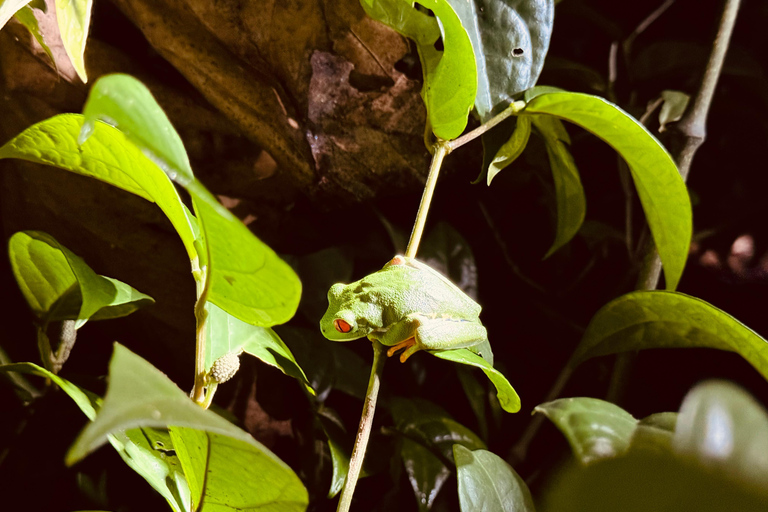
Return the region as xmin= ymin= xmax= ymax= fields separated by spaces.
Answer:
xmin=405 ymin=142 xmax=448 ymax=258
xmin=336 ymin=341 xmax=386 ymax=512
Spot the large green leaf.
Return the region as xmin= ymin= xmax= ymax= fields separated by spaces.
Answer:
xmin=0 ymin=114 xmax=198 ymax=261
xmin=190 ymin=183 xmax=301 ymax=327
xmin=66 ymin=342 xmax=305 ymax=501
xmin=447 ymin=0 xmax=554 ymax=121
xmin=392 ymin=398 xmax=486 ymax=510
xmin=532 ymin=115 xmax=585 ymax=257
xmin=170 ymin=427 xmax=308 ymax=512
xmin=534 ymin=397 xmax=675 ymax=464
xmin=204 ymin=302 xmax=310 ymax=390
xmin=430 ymin=348 xmax=520 ymax=412
xmin=0 ymin=0 xmax=31 ymax=30
xmin=521 ymin=91 xmax=691 ymax=290
xmin=674 ymin=380 xmax=768 ymax=487
xmin=80 ymin=74 xmax=194 ymax=184
xmin=574 ymin=291 xmax=768 ymax=381
xmin=55 ymin=0 xmax=93 ymax=82
xmin=8 ymin=231 xmax=153 ymax=328
xmin=360 ymin=0 xmax=477 ymax=139
xmin=453 ymin=445 xmax=535 ymax=512
xmin=78 ymin=74 xmax=300 ymax=325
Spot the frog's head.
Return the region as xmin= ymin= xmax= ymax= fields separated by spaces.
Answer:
xmin=320 ymin=283 xmax=378 ymax=341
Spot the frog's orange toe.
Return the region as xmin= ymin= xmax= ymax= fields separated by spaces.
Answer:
xmin=387 ymin=338 xmax=417 ymax=360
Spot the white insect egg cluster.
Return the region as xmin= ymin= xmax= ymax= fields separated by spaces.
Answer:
xmin=209 ymin=351 xmax=241 ymax=383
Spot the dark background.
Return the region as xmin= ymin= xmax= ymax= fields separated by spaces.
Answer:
xmin=1 ymin=0 xmax=767 ymax=510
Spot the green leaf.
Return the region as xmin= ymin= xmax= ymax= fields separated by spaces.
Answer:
xmin=486 ymin=116 xmax=532 ymax=185
xmin=675 ymin=380 xmax=768 ymax=487
xmin=542 ymin=450 xmax=768 ymax=512
xmin=456 ymin=367 xmax=489 ymax=441
xmin=204 ymin=302 xmax=310 ymax=391
xmin=170 ymin=427 xmax=308 ymax=511
xmin=79 ymin=74 xmax=194 ymax=184
xmin=401 ymin=438 xmax=451 ymax=511
xmin=110 ymin=428 xmax=192 ymax=512
xmin=66 ymin=342 xmax=304 ymax=492
xmin=326 ymin=437 xmax=350 ymax=499
xmin=0 ymin=362 xmax=192 ymax=511
xmin=360 ymin=0 xmax=477 ymax=139
xmin=190 ymin=183 xmax=301 ymax=327
xmin=0 ymin=0 xmax=31 ymax=30
xmin=534 ymin=398 xmax=638 ymax=464
xmin=392 ymin=398 xmax=486 ymax=510
xmin=54 ymin=0 xmax=93 ymax=82
xmin=447 ymin=0 xmax=554 ymax=121
xmin=0 ymin=114 xmax=198 ymax=261
xmin=430 ymin=348 xmax=520 ymax=413
xmin=14 ymin=5 xmax=55 ymax=66
xmin=8 ymin=231 xmax=153 ymax=327
xmin=574 ymin=291 xmax=768 ymax=382
xmin=453 ymin=445 xmax=535 ymax=512
xmin=0 ymin=362 xmax=98 ymax=419
xmin=658 ymin=90 xmax=690 ymax=132
xmin=532 ymin=116 xmax=585 ymax=257
xmin=521 ymin=91 xmax=691 ymax=290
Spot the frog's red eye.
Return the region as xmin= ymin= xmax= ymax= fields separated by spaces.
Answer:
xmin=334 ymin=319 xmax=352 ymax=333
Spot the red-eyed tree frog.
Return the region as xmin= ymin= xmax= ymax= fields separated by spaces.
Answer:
xmin=320 ymin=255 xmax=493 ymax=364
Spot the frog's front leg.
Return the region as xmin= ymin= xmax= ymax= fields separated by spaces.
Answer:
xmin=375 ymin=314 xmax=488 ymax=363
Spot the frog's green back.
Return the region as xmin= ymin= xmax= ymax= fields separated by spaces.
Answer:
xmin=370 ymin=258 xmax=482 ymax=325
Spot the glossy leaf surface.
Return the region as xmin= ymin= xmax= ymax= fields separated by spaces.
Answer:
xmin=575 ymin=291 xmax=768 ymax=381
xmin=675 ymin=380 xmax=768 ymax=486
xmin=0 ymin=114 xmax=197 ymax=260
xmin=204 ymin=302 xmax=309 ymax=390
xmin=360 ymin=0 xmax=476 ymax=139
xmin=80 ymin=74 xmax=194 ymax=184
xmin=55 ymin=0 xmax=93 ymax=82
xmin=448 ymin=0 xmax=554 ymax=121
xmin=8 ymin=231 xmax=153 ymax=327
xmin=454 ymin=445 xmax=535 ymax=512
xmin=170 ymin=427 xmax=308 ymax=511
xmin=486 ymin=116 xmax=531 ymax=185
xmin=431 ymin=348 xmax=520 ymax=412
xmin=392 ymin=398 xmax=485 ymax=510
xmin=535 ymin=398 xmax=637 ymax=464
xmin=521 ymin=91 xmax=691 ymax=290
xmin=191 ymin=184 xmax=301 ymax=327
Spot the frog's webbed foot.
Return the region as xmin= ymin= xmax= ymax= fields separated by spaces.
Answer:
xmin=386 ymin=337 xmax=420 ymax=363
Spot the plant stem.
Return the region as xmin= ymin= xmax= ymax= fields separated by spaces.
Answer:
xmin=447 ymin=101 xmax=526 ymax=152
xmin=336 ymin=341 xmax=386 ymax=512
xmin=607 ymin=0 xmax=742 ymax=401
xmin=191 ymin=257 xmax=209 ymax=406
xmin=512 ymin=0 xmax=742 ymax=462
xmin=405 ymin=142 xmax=448 ymax=258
